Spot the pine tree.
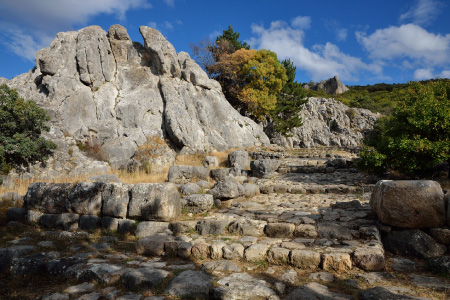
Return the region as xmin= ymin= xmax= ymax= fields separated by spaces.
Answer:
xmin=271 ymin=59 xmax=307 ymax=135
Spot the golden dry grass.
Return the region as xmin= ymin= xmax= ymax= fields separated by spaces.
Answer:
xmin=0 ymin=148 xmax=242 ymax=196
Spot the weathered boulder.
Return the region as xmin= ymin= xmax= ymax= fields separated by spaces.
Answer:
xmin=128 ymin=183 xmax=180 ymax=221
xmin=370 ymin=180 xmax=445 ymax=228
xmin=4 ymin=24 xmax=268 ymax=178
xmin=208 ymin=177 xmax=240 ymax=199
xmin=228 ymin=150 xmax=250 ymax=170
xmin=303 ymin=76 xmax=349 ymax=95
xmin=250 ymin=159 xmax=280 ymax=178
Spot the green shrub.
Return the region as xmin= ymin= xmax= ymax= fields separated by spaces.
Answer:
xmin=0 ymin=84 xmax=57 ymax=173
xmin=358 ymin=80 xmax=450 ymax=177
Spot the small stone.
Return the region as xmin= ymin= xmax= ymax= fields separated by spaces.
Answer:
xmin=65 ymin=282 xmax=95 ymax=294
xmin=223 ymin=243 xmax=244 ymax=260
xmin=309 ymin=272 xmax=334 ymax=282
xmin=280 ymin=268 xmax=297 ymax=284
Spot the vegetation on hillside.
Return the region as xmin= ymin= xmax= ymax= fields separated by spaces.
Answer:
xmin=0 ymin=84 xmax=57 ymax=175
xmin=191 ymin=25 xmax=307 ymax=134
xmin=357 ymin=80 xmax=450 ymax=177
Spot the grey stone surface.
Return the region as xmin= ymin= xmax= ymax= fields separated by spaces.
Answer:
xmin=182 ymin=194 xmax=214 ymax=213
xmin=204 ymin=156 xmax=219 ymax=168
xmin=214 ymin=273 xmax=279 ymax=300
xmin=208 ymin=177 xmax=240 ymax=199
xmin=370 ymin=180 xmax=446 ymax=228
xmin=129 ymin=183 xmax=180 ymax=221
xmin=180 ymin=182 xmax=201 ymax=195
xmin=55 ymin=213 xmax=79 ymax=231
xmin=317 ymin=222 xmax=352 ymax=240
xmin=134 ymin=221 xmax=169 ymax=239
xmin=202 ymin=260 xmax=241 ymax=272
xmin=120 ymin=267 xmax=170 ymax=291
xmin=228 ymin=150 xmax=250 ymax=170
xmin=383 ymin=229 xmax=446 ymax=259
xmin=360 ymin=287 xmax=430 ymax=300
xmin=250 ymin=159 xmax=280 ymax=178
xmin=165 ymin=270 xmax=213 ymax=299
xmin=135 ymin=235 xmax=173 ymax=256
xmin=68 ymin=182 xmax=104 ymax=215
xmin=285 ymin=282 xmax=352 ymax=300
xmin=101 ymin=183 xmax=131 ymax=218
xmin=196 ymin=220 xmax=229 ymax=235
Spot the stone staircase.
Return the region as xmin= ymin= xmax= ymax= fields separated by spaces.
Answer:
xmin=1 ymin=148 xmax=448 ymax=300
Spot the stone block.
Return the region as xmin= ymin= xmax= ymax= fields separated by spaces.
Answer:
xmin=68 ymin=182 xmax=105 ymax=215
xmin=101 ymin=183 xmax=131 ymax=218
xmin=128 ymin=183 xmax=181 ymax=221
xmin=290 ymin=249 xmax=321 ymax=270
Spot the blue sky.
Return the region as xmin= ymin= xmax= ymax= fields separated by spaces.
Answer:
xmin=1 ymin=0 xmax=450 ymax=85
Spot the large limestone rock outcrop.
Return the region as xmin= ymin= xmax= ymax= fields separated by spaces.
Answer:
xmin=3 ymin=24 xmax=268 ymax=172
xmin=303 ymin=75 xmax=349 ymax=95
xmin=269 ymin=97 xmax=380 ymax=148
xmin=370 ymin=180 xmax=446 ymax=229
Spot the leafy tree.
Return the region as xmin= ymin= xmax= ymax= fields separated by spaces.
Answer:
xmin=0 ymin=84 xmax=57 ymax=173
xmin=271 ymin=59 xmax=307 ymax=135
xmin=216 ymin=25 xmax=250 ymax=53
xmin=212 ymin=48 xmax=287 ymax=120
xmin=358 ymin=80 xmax=450 ymax=177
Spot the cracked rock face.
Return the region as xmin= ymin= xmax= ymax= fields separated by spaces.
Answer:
xmin=269 ymin=97 xmax=380 ymax=148
xmin=4 ymin=25 xmax=268 ymax=170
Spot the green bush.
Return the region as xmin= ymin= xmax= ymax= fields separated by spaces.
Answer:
xmin=0 ymin=84 xmax=57 ymax=173
xmin=358 ymin=80 xmax=450 ymax=177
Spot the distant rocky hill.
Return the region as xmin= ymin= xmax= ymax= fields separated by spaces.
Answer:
xmin=2 ymin=25 xmax=269 ymax=174
xmin=268 ymin=97 xmax=380 ymax=148
xmin=303 ymin=76 xmax=349 ymax=95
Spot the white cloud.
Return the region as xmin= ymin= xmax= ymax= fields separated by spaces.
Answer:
xmin=248 ymin=20 xmax=381 ymax=82
xmin=336 ymin=28 xmax=348 ymax=41
xmin=291 ymin=16 xmax=311 ymax=30
xmin=399 ymin=0 xmax=440 ymax=26
xmin=163 ymin=0 xmax=175 ymax=7
xmin=414 ymin=68 xmax=434 ymax=79
xmin=356 ymin=23 xmax=450 ymax=66
xmin=147 ymin=20 xmax=178 ymax=32
xmin=439 ymin=70 xmax=450 ymax=78
xmin=0 ymin=23 xmax=51 ymax=61
xmin=0 ymin=0 xmax=150 ymax=60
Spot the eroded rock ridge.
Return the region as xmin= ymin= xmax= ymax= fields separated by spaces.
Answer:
xmin=3 ymin=25 xmax=269 ymax=170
